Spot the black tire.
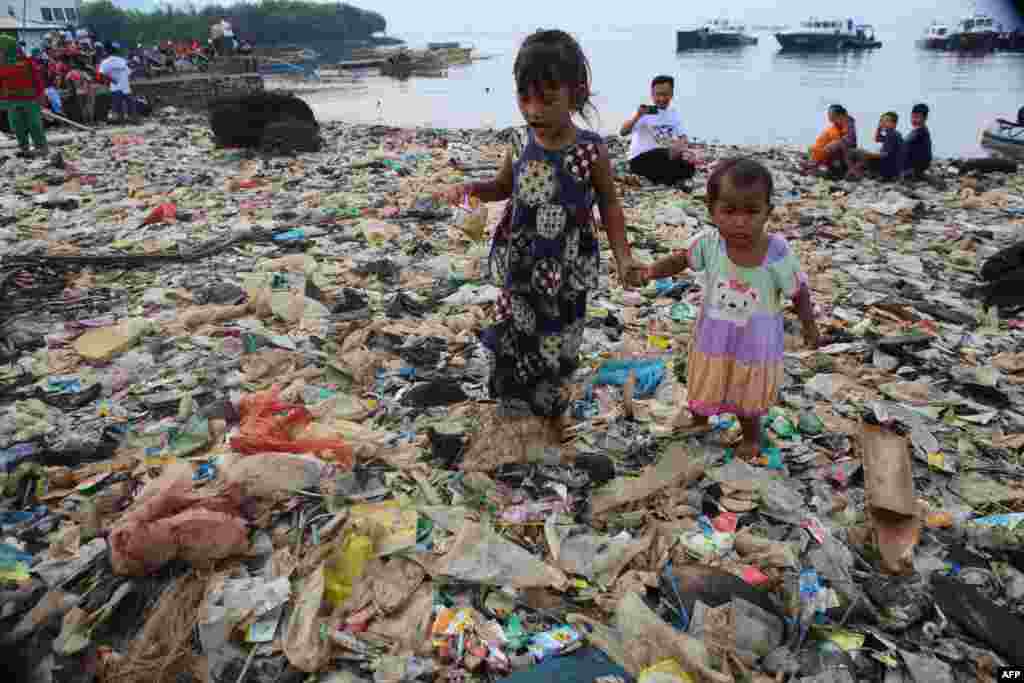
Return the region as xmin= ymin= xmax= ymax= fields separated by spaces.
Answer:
xmin=208 ymin=92 xmax=317 ymax=149
xmin=259 ymin=118 xmax=322 ymax=155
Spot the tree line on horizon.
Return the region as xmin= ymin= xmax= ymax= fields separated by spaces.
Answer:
xmin=79 ymin=0 xmax=388 ymax=48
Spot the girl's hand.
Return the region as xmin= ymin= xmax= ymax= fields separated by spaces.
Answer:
xmin=435 ymin=184 xmax=466 ymax=206
xmin=617 ymin=256 xmax=649 ymax=288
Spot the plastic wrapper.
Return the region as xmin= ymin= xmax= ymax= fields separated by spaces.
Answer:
xmin=284 ymin=565 xmax=336 ymax=672
xmin=454 ymin=194 xmax=488 ymax=242
xmin=638 ymin=659 xmax=694 ymax=683
xmin=527 ymin=625 xmax=582 ymax=662
xmin=423 ymin=518 xmax=567 ymax=590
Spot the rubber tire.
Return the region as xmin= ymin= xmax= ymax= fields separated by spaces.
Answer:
xmin=208 ymin=92 xmax=317 ymax=149
xmin=259 ymin=118 xmax=322 ymax=155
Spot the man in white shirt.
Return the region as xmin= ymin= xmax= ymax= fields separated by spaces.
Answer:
xmin=620 ymin=75 xmax=695 ymax=188
xmin=100 ymin=43 xmax=134 ymax=123
xmin=220 ymin=18 xmax=235 ymax=55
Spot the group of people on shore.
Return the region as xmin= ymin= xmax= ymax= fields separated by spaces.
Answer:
xmin=810 ymin=103 xmax=933 ymax=181
xmin=0 ymin=32 xmax=144 ymax=157
xmin=614 ymin=77 xmax=935 ymax=190
xmin=1 ymin=17 xmax=255 ymax=157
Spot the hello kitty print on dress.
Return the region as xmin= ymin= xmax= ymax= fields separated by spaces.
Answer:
xmin=682 ymin=230 xmax=808 ymax=418
xmin=709 ymin=279 xmax=760 ymax=326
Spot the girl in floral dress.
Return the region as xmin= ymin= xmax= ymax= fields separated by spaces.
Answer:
xmin=635 ymin=158 xmax=820 ymax=460
xmin=442 ymin=29 xmax=641 ymax=419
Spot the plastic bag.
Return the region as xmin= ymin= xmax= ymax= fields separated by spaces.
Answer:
xmin=592 ymin=359 xmax=666 ymax=398
xmin=568 ymin=592 xmax=731 ymax=683
xmin=230 ymin=386 xmax=354 ymax=466
xmin=324 ymin=529 xmax=374 ymax=607
xmin=141 ymin=202 xmax=177 ymax=226
xmin=108 ymin=464 xmax=250 ymax=576
xmin=454 ymin=194 xmax=488 ymax=242
xmin=283 ymin=565 xmax=335 ymax=672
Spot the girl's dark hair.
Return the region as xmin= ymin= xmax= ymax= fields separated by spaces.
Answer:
xmin=514 ymin=29 xmax=594 ymax=119
xmin=706 ymin=158 xmax=774 ymax=207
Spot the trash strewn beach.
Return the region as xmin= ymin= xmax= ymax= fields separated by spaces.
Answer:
xmin=1 ymin=104 xmax=1023 ymax=683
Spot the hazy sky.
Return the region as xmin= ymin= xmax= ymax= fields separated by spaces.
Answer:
xmin=353 ymin=0 xmax=1021 ymax=34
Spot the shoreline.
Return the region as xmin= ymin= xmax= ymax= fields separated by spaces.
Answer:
xmin=0 ymin=103 xmax=998 ymax=168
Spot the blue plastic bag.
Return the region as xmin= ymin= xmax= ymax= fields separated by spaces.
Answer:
xmin=655 ymin=278 xmax=691 ymax=298
xmin=591 ymin=359 xmax=666 ymax=398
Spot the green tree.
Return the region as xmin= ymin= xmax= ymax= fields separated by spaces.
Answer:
xmin=79 ymin=0 xmax=387 ymax=48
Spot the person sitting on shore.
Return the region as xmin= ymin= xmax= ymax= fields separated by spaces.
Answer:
xmin=620 ymin=75 xmax=695 ymax=189
xmin=808 ymin=104 xmax=857 ymax=178
xmin=902 ymin=103 xmax=932 ymax=179
xmin=849 ymin=112 xmax=903 ymax=181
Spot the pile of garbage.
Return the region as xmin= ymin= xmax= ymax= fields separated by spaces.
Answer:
xmin=2 ymin=106 xmax=1024 ymax=683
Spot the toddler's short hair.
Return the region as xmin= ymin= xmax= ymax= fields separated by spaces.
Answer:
xmin=707 ymin=158 xmax=774 ymax=208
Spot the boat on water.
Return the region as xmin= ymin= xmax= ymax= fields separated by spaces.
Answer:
xmin=258 ymin=60 xmax=307 ymax=75
xmin=997 ymin=29 xmax=1024 ymax=51
xmin=255 ymin=46 xmax=319 ymax=64
xmin=427 ymin=44 xmax=474 ymax=65
xmin=379 ymin=49 xmax=447 ymax=77
xmin=944 ymin=11 xmax=1001 ymax=50
xmin=917 ymin=22 xmax=951 ymax=49
xmin=676 ymin=18 xmax=758 ymax=50
xmin=981 ymin=114 xmax=1024 ymax=159
xmin=775 ymin=18 xmax=881 ymax=51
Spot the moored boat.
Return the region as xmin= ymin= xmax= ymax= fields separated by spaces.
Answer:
xmin=916 ymin=22 xmax=951 ymax=49
xmin=676 ymin=18 xmax=758 ymax=51
xmin=945 ymin=11 xmax=1001 ymax=51
xmin=981 ymin=114 xmax=1024 ymax=159
xmin=997 ymin=29 xmax=1024 ymax=51
xmin=775 ymin=18 xmax=881 ymax=51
